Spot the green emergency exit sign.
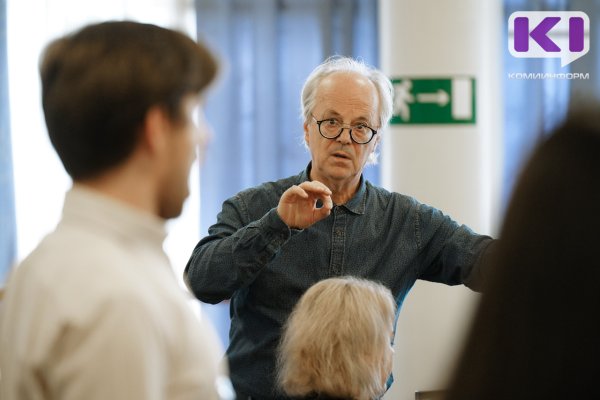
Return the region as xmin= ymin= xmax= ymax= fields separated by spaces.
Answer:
xmin=391 ymin=77 xmax=476 ymax=125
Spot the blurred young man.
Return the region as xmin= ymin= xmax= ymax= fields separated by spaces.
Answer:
xmin=0 ymin=21 xmax=230 ymax=400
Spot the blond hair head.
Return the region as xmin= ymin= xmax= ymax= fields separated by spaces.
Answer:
xmin=277 ymin=277 xmax=396 ymax=400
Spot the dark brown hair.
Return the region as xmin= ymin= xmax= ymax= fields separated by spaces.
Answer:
xmin=445 ymin=105 xmax=600 ymax=400
xmin=40 ymin=20 xmax=218 ymax=180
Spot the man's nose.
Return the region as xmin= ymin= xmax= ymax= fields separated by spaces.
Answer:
xmin=336 ymin=127 xmax=353 ymax=144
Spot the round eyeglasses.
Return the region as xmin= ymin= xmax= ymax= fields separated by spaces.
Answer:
xmin=311 ymin=115 xmax=377 ymax=144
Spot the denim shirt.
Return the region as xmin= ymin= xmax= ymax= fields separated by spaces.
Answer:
xmin=185 ymin=164 xmax=494 ymax=399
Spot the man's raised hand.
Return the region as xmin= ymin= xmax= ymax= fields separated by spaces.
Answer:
xmin=277 ymin=181 xmax=333 ymax=229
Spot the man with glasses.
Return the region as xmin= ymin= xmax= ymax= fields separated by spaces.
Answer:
xmin=185 ymin=56 xmax=495 ymax=400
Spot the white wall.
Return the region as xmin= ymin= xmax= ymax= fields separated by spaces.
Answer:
xmin=379 ymin=1 xmax=503 ymax=399
xmin=8 ymin=0 xmax=199 ymax=287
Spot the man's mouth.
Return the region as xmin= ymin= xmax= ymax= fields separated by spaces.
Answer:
xmin=332 ymin=151 xmax=351 ymax=160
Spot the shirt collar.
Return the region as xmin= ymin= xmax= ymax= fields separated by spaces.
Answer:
xmin=62 ymin=185 xmax=168 ymax=247
xmin=301 ymin=162 xmax=367 ymax=215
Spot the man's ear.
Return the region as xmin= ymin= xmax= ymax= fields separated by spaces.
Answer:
xmin=303 ymin=121 xmax=310 ymax=146
xmin=141 ymin=105 xmax=170 ymax=154
xmin=372 ymin=133 xmax=381 ymax=152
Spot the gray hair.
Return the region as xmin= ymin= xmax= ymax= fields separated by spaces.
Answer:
xmin=300 ymin=56 xmax=393 ymax=165
xmin=277 ymin=276 xmax=396 ymax=399
xmin=300 ymin=56 xmax=394 ymax=132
